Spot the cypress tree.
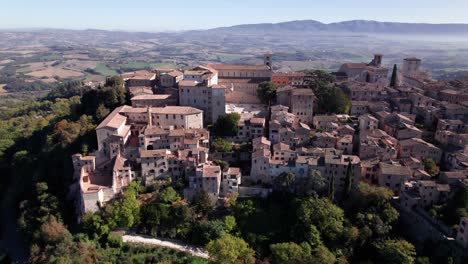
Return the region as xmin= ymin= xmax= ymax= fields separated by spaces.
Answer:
xmin=328 ymin=171 xmax=335 ymax=202
xmin=390 ymin=64 xmax=398 ymax=87
xmin=343 ymin=160 xmax=353 ymax=200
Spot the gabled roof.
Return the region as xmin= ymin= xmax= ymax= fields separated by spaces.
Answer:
xmin=96 ymin=106 xmax=126 ymax=130
xmin=207 ymin=64 xmax=270 ymax=71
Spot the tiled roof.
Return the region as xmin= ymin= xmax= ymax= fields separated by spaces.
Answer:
xmin=131 ymin=94 xmax=172 ymax=100
xmin=166 ymin=70 xmax=183 ymax=77
xmin=200 ymin=165 xmax=221 ymax=177
xmin=121 ymin=70 xmax=156 ymax=80
xmin=153 ymin=106 xmax=203 ymax=115
xmin=96 ymin=106 xmax=127 ymax=130
xmin=207 ymin=64 xmax=270 ymax=71
xmin=227 ymin=167 xmax=240 ymax=175
xmin=379 ymin=162 xmax=412 ymax=176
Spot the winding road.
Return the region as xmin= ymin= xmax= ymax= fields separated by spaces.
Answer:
xmin=122 ymin=234 xmax=209 ymax=259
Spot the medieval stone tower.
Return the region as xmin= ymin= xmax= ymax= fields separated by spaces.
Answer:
xmin=264 ymin=53 xmax=272 ymax=69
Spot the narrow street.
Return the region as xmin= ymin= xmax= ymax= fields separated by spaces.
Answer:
xmin=122 ymin=234 xmax=209 ymax=259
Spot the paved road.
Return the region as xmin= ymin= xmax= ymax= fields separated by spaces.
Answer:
xmin=122 ymin=234 xmax=209 ymax=259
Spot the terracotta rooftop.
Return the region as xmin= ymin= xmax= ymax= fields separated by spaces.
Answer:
xmin=207 ymin=64 xmax=271 ymax=71
xmin=153 ymin=106 xmax=203 ymax=115
xmin=96 ymin=106 xmax=127 ymax=130
xmin=200 ymin=165 xmax=221 ymax=178
xmin=379 ymin=162 xmax=412 ymax=176
xmin=227 ymin=167 xmax=241 ymax=175
xmin=273 ymin=142 xmax=291 ymax=151
xmin=252 ymin=137 xmax=271 ymax=148
xmin=140 ymin=149 xmax=171 ymax=158
xmin=131 ymin=94 xmax=172 ymax=100
xmin=250 ymin=117 xmax=266 ymax=125
xmin=166 ymin=70 xmax=183 ymax=77
xmin=399 ymin=138 xmax=439 ymax=148
xmin=129 ymin=86 xmax=153 ymax=95
xmin=178 ymin=80 xmax=199 ymax=86
xmin=121 ymin=70 xmax=156 ymax=80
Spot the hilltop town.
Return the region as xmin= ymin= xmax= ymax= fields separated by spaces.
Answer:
xmin=68 ymin=52 xmax=468 ymax=260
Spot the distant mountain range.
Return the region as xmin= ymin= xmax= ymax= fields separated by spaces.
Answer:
xmin=3 ymin=20 xmax=468 ymax=37
xmin=200 ymin=20 xmax=468 ymax=35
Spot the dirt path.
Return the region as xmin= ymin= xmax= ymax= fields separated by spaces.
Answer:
xmin=122 ymin=234 xmax=209 ymax=259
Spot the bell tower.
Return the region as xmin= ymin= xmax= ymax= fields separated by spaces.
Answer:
xmin=264 ymin=53 xmax=272 ymax=69
xmin=372 ymin=54 xmax=383 ymax=67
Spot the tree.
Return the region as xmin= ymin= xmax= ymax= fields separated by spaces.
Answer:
xmin=257 ymin=81 xmax=277 ymax=106
xmin=342 ymin=160 xmax=353 ymax=201
xmin=206 ymin=234 xmax=255 ymax=264
xmin=274 ymin=172 xmax=296 ymax=193
xmin=295 ymin=196 xmax=344 ymax=245
xmin=390 ymin=64 xmax=398 ymax=88
xmin=346 ymin=182 xmax=399 ymax=241
xmin=434 ymin=186 xmax=468 ymax=226
xmin=213 ymin=160 xmax=229 ymax=171
xmin=212 ymin=137 xmax=233 ymax=152
xmin=422 ymin=158 xmax=439 ymax=177
xmin=376 ymin=239 xmax=416 ymax=264
xmin=106 ymin=187 xmax=140 ymax=228
xmin=302 ymin=70 xmax=349 ymax=114
xmin=302 ymin=69 xmax=335 ymax=90
xmin=297 ymin=169 xmax=327 ymax=196
xmin=96 ymin=104 xmax=110 ymax=120
xmin=213 ymin=113 xmax=241 ymax=137
xmin=305 ymin=224 xmax=323 ymax=247
xmin=193 ymin=190 xmax=214 ymax=216
xmin=18 ymin=182 xmax=62 ymax=241
xmin=311 ymin=245 xmax=337 ymax=264
xmin=139 ymin=203 xmax=162 ymax=236
xmin=326 ymin=86 xmax=350 ymax=114
xmin=270 ymin=242 xmax=312 ymax=264
xmin=328 ymin=171 xmax=335 ymax=201
xmin=81 ymin=212 xmax=109 ymax=240
xmin=157 ymin=187 xmax=180 ymax=204
xmin=224 ymin=216 xmax=237 ymax=234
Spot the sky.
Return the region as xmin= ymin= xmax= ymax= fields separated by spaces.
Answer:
xmin=1 ymin=0 xmax=468 ymax=31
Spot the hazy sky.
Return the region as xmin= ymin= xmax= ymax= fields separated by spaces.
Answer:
xmin=1 ymin=0 xmax=468 ymax=31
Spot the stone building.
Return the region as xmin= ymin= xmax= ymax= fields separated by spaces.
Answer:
xmin=337 ymin=54 xmax=388 ymax=84
xmin=402 ymin=57 xmax=422 ymax=78
xmin=276 ymin=86 xmax=315 ymax=124
xmin=377 ymin=162 xmax=412 ymax=194
xmin=207 ymin=54 xmax=272 ymax=104
xmin=178 ymin=66 xmax=226 ymax=124
xmin=159 ymin=70 xmax=183 ymax=87
xmin=121 ymin=70 xmax=156 ymax=88
xmin=398 ymin=138 xmax=443 ymax=162
xmin=272 ymin=72 xmax=305 ymax=87
xmin=130 ymin=94 xmax=177 ymax=107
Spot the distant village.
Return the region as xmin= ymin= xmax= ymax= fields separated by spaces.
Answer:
xmin=72 ymin=53 xmax=468 ymax=253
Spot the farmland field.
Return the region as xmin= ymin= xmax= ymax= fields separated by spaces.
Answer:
xmin=26 ymin=65 xmax=83 ymax=78
xmin=94 ymin=63 xmax=118 ymax=76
